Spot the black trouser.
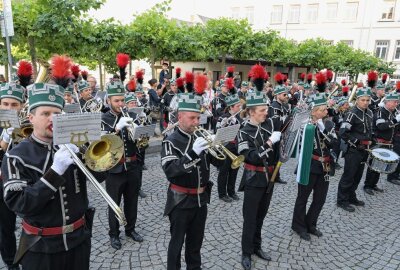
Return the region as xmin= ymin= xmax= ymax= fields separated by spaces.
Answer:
xmin=364 ymin=161 xmax=380 ymax=189
xmin=20 ymin=237 xmax=91 ymax=270
xmin=106 ymin=167 xmax=141 ymax=236
xmin=337 ymin=148 xmax=368 ymax=204
xmin=292 ymin=173 xmax=329 ymax=233
xmin=217 ymin=158 xmax=238 ymax=197
xmin=241 ymin=185 xmax=274 ymax=256
xmin=388 ymin=140 xmax=400 ymax=180
xmin=0 ymin=197 xmax=17 ymax=267
xmin=167 ymin=205 xmax=207 ymax=270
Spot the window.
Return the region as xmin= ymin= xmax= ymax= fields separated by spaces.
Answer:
xmin=394 ymin=41 xmax=400 ymax=60
xmin=245 ymin=6 xmax=254 ymax=25
xmin=326 ymin=3 xmax=338 ymax=21
xmin=271 ymin=5 xmax=283 ymax=24
xmin=306 ymin=4 xmax=319 ymax=23
xmin=381 ymin=0 xmax=395 ymax=20
xmin=375 ymin=40 xmax=390 ymax=59
xmin=341 ymin=40 xmax=354 ymax=47
xmin=288 ymin=5 xmax=301 ymax=23
xmin=231 ymin=7 xmax=240 ymax=19
xmin=343 ymin=2 xmax=358 ymax=21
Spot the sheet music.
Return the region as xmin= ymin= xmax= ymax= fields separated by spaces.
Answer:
xmin=128 ymin=107 xmax=144 ymax=115
xmin=199 ymin=114 xmax=208 ymax=125
xmin=53 ymin=112 xmax=102 ymax=145
xmin=132 ymin=124 xmax=156 ymax=140
xmin=63 ymin=103 xmax=81 ymax=113
xmin=213 ymin=124 xmax=240 ymax=145
xmin=290 ymin=110 xmax=310 ymax=131
xmin=0 ymin=109 xmax=20 ymax=128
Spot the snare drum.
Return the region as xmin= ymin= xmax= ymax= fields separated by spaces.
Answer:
xmin=368 ymin=148 xmax=400 ymax=174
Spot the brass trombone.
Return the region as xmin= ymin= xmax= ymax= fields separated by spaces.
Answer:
xmin=64 ymin=134 xmax=127 ymax=226
xmin=193 ymin=126 xmax=244 ymax=169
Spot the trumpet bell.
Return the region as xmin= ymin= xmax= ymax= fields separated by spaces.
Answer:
xmin=11 ymin=125 xmax=34 ymax=143
xmin=85 ymin=134 xmax=124 ymax=172
xmin=231 ymin=155 xmax=245 ymax=169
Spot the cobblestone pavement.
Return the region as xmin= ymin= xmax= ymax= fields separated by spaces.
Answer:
xmin=1 ymin=153 xmax=400 ymax=269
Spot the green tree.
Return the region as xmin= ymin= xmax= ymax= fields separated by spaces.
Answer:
xmin=296 ymin=38 xmax=335 ymax=72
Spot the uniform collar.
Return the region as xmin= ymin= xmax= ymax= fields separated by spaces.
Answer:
xmin=178 ymin=126 xmax=192 ymax=138
xmin=31 ymin=133 xmax=52 ymax=148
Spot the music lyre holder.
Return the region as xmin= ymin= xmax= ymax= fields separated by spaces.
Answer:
xmin=70 ymin=131 xmax=89 ymax=146
xmin=0 ymin=120 xmax=11 ymax=129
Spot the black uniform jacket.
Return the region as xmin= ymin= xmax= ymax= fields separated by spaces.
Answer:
xmin=374 ymin=106 xmax=398 ymax=142
xmin=1 ymin=134 xmax=106 ymax=255
xmin=101 ymin=109 xmax=139 ymax=173
xmin=161 ymin=127 xmax=220 ymax=215
xmin=339 ymin=106 xmax=373 ymax=146
xmin=237 ymin=119 xmax=274 ymax=188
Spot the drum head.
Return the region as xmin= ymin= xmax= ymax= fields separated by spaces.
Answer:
xmin=371 ymin=148 xmax=399 ymax=162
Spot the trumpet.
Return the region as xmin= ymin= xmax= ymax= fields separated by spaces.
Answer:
xmin=119 ymin=107 xmax=136 ymax=141
xmin=221 ymin=108 xmax=243 ymax=127
xmin=193 ymin=126 xmax=244 ymax=169
xmin=64 ymin=134 xmax=127 ymax=225
xmin=82 ymin=97 xmax=103 ymax=113
xmin=162 ymin=122 xmax=179 ymax=135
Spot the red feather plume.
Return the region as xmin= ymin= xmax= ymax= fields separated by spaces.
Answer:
xmin=185 ymin=71 xmax=194 ymax=84
xmin=71 ymin=64 xmax=80 ymax=77
xmin=135 ymin=70 xmax=144 ymax=84
xmin=248 ymin=64 xmax=265 ymax=80
xmin=116 ymin=53 xmax=130 ymax=68
xmin=315 ymin=72 xmax=327 ymax=93
xmin=127 ymin=79 xmax=136 ymax=92
xmin=342 ymin=86 xmax=349 ymax=94
xmin=396 ymin=81 xmax=400 ymax=90
xmin=300 ymin=73 xmax=306 ymax=80
xmin=367 ymin=70 xmax=378 ymax=87
xmin=307 ymin=73 xmax=313 ymax=83
xmin=341 ymin=79 xmax=346 ymax=86
xmin=81 ymin=70 xmax=88 ymax=81
xmin=194 ymin=74 xmax=209 ymax=95
xmin=176 ymin=77 xmax=185 ymax=88
xmin=51 ymin=55 xmax=72 ymax=88
xmin=274 ymin=72 xmax=285 ymax=84
xmin=326 ymin=69 xmax=333 ymax=81
xmin=382 ymin=73 xmax=388 ymax=83
xmin=227 ymin=66 xmax=235 ymax=73
xmin=226 ymin=77 xmax=234 ymax=90
xmin=175 ymin=67 xmax=181 ymax=79
xmin=264 ymin=73 xmax=269 ymax=81
xmin=17 ymin=60 xmax=33 ymax=78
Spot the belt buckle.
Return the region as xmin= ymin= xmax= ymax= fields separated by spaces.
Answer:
xmin=62 ymin=224 xmax=74 ymax=234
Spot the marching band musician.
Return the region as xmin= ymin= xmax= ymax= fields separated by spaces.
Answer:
xmin=1 ymin=79 xmax=105 ymax=270
xmin=77 ymin=80 xmax=93 ymax=109
xmin=291 ymin=79 xmax=338 ymax=242
xmin=101 ymin=81 xmax=143 ymax=250
xmin=161 ymin=79 xmax=179 ymax=125
xmin=331 ymin=96 xmax=350 ymax=168
xmin=367 ymin=71 xmax=383 ymax=112
xmin=238 ymin=90 xmax=281 ymax=270
xmin=0 ymin=83 xmax=26 ymax=270
xmin=63 ymin=85 xmax=76 ymax=105
xmin=211 ymin=80 xmax=229 ymax=131
xmin=216 ymin=94 xmax=243 ymax=203
xmin=161 ymin=93 xmax=220 ymax=270
xmin=269 ymin=72 xmax=291 ymax=184
xmin=363 ymin=92 xmax=400 ymax=195
xmin=337 ymin=87 xmax=373 ymax=212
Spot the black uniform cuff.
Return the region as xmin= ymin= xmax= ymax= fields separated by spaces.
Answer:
xmin=186 ymin=150 xmax=200 ymax=161
xmin=43 ymin=168 xmax=66 ymax=189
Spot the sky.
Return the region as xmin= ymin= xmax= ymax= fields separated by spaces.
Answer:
xmin=88 ymin=0 xmax=231 ymax=24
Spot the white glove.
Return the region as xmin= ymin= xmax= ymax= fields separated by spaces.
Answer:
xmin=51 ymin=144 xmax=79 ymax=175
xmin=317 ymin=119 xmax=325 ymax=132
xmin=2 ymin=127 xmax=14 ymax=143
xmin=269 ymin=131 xmax=281 ymax=144
xmin=116 ymin=117 xmax=133 ymax=131
xmin=378 ymin=100 xmax=385 ymax=108
xmin=193 ymin=137 xmax=208 ymax=155
xmin=396 ymin=114 xmax=400 ymax=122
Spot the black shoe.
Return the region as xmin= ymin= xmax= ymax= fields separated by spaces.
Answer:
xmin=142 ymin=165 xmax=148 ymax=170
xmin=110 ymin=236 xmax=122 ymax=250
xmin=230 ymin=194 xmax=240 ymax=201
xmin=275 ymin=177 xmax=287 ymax=184
xmin=308 ymin=228 xmax=323 ymax=237
xmin=126 ymin=231 xmax=144 ymax=243
xmin=220 ymin=195 xmax=233 ymax=203
xmin=363 ymin=187 xmax=374 ymax=195
xmin=349 ymin=199 xmax=365 ymax=207
xmin=388 ymin=179 xmax=400 ymax=185
xmin=297 ymin=231 xmax=311 ymax=241
xmin=241 ymin=255 xmax=251 ymax=270
xmin=254 ymin=249 xmax=271 ymax=261
xmin=337 ymin=203 xmax=355 ymax=212
xmin=7 ymin=265 xmax=20 ymax=270
xmin=139 ymin=189 xmax=147 ymax=198
xmin=372 ymin=186 xmax=384 ymax=193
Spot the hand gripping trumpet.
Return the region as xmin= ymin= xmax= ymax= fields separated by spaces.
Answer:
xmin=119 ymin=107 xmax=136 ymax=141
xmin=193 ymin=126 xmax=244 ymax=169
